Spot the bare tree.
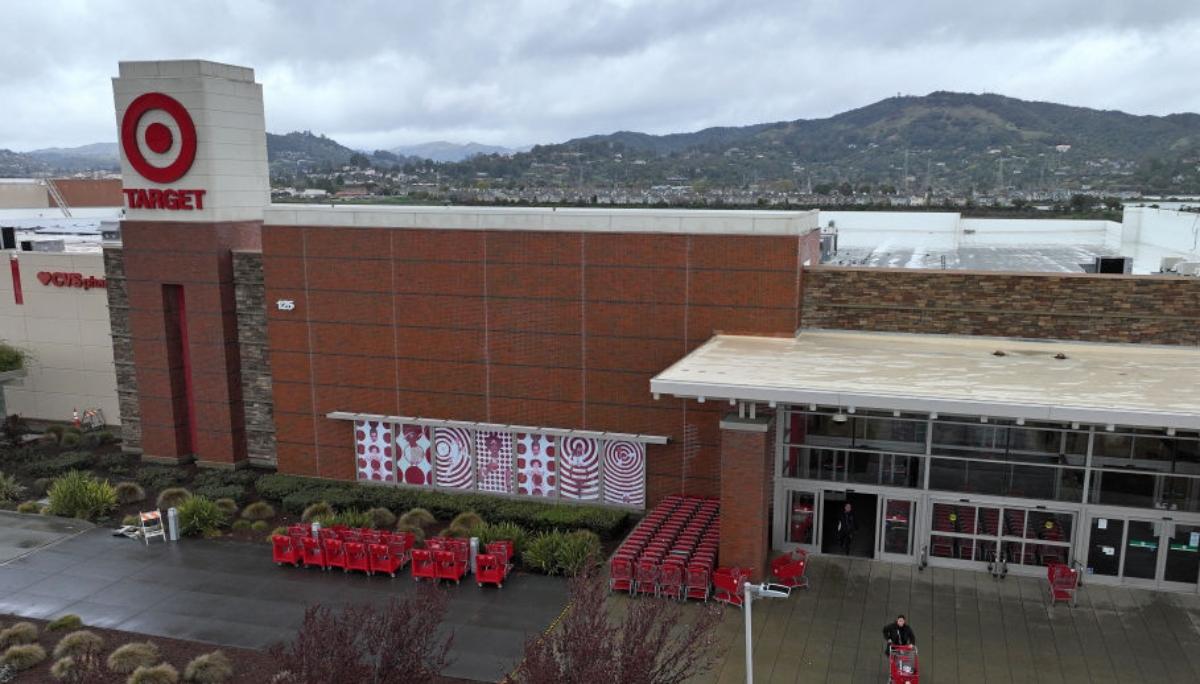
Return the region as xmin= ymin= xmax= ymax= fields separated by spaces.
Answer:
xmin=509 ymin=567 xmax=725 ymax=684
xmin=269 ymin=583 xmax=452 ymax=684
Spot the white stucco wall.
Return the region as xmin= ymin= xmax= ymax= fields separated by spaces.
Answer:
xmin=0 ymin=250 xmax=119 ymax=425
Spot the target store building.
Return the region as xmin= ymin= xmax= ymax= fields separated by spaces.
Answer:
xmin=107 ymin=60 xmax=1200 ymax=588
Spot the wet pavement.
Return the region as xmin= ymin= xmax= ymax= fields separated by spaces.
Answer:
xmin=0 ymin=510 xmax=91 ymax=563
xmin=0 ymin=523 xmax=567 ymax=682
xmin=700 ymin=554 xmax=1200 ymax=684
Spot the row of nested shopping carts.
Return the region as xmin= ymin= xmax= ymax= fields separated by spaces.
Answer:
xmin=607 ymin=495 xmax=813 ymax=606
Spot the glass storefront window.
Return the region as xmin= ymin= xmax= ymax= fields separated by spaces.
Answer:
xmin=1092 ymin=471 xmax=1200 ymax=513
xmin=1027 ymin=510 xmax=1072 ymax=542
xmin=1165 ymin=524 xmax=1200 ymax=585
xmin=882 ymin=499 xmax=913 ymax=555
xmin=782 ymin=446 xmax=922 ymax=488
xmin=929 ymin=458 xmax=1083 ymax=503
xmin=787 ymin=491 xmax=815 ymax=545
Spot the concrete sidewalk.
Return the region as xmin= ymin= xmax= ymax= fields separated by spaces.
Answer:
xmin=701 ymin=555 xmax=1200 ymax=684
xmin=0 ymin=510 xmax=91 ymax=563
xmin=0 ymin=525 xmax=567 ymax=682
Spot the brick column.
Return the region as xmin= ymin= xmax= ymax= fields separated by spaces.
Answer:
xmin=719 ymin=413 xmax=775 ymax=581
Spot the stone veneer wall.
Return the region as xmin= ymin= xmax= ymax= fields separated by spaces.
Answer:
xmin=802 ymin=266 xmax=1200 ymax=345
xmin=102 ymin=246 xmax=140 ymax=450
xmin=233 ymin=250 xmax=276 ymax=465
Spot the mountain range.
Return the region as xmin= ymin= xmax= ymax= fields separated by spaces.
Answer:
xmin=3 ymin=92 xmax=1199 ymax=193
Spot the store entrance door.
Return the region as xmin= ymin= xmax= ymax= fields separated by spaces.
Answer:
xmin=821 ymin=490 xmax=877 ymax=558
xmin=1086 ymin=515 xmax=1200 ymax=592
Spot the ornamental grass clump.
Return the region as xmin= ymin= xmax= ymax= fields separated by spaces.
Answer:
xmin=156 ymin=487 xmax=191 ymax=510
xmin=240 ymin=501 xmax=275 ymax=521
xmin=106 ymin=642 xmax=160 ymax=674
xmin=52 ymin=630 xmax=103 ymax=659
xmin=46 ymin=614 xmax=83 ymax=632
xmin=397 ymin=507 xmax=435 ymax=530
xmin=1 ymin=643 xmax=47 ymax=671
xmin=449 ymin=511 xmax=483 ymax=531
xmin=128 ymin=662 xmax=179 ymax=684
xmin=366 ymin=506 xmax=396 ymax=530
xmin=0 ymin=471 xmax=25 ymax=502
xmin=213 ymin=498 xmax=239 ymax=516
xmin=176 ymin=496 xmax=228 ymax=537
xmin=0 ymin=621 xmax=38 ymax=647
xmin=182 ymin=650 xmax=233 ymax=683
xmin=300 ymin=501 xmax=332 ymax=523
xmin=114 ymin=482 xmax=146 ymax=505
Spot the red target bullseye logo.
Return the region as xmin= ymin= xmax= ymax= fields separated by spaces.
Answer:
xmin=120 ymin=92 xmax=197 ymax=184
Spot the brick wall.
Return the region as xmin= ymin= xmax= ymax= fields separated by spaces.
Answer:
xmin=53 ymin=179 xmax=123 ymax=208
xmin=233 ymin=251 xmax=276 ymax=466
xmin=802 ymin=266 xmax=1200 ymax=345
xmin=121 ymin=221 xmax=261 ymax=466
xmin=718 ymin=414 xmax=775 ymax=580
xmin=263 ymin=226 xmax=818 ymax=502
xmin=103 ymin=246 xmax=140 ymax=450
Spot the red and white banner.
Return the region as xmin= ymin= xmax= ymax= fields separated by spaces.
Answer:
xmin=433 ymin=427 xmax=474 ymax=490
xmin=396 ymin=424 xmax=433 ymax=486
xmin=516 ymin=433 xmax=557 ymax=498
xmin=559 ymin=436 xmax=601 ymax=501
xmin=475 ymin=430 xmax=514 ymax=494
xmin=603 ymin=440 xmax=646 ymax=507
xmin=355 ymin=420 xmax=395 ymax=483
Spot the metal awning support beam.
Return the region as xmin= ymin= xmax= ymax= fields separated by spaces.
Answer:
xmin=325 ymin=411 xmax=670 ymax=445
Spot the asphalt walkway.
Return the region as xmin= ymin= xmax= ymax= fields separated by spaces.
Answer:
xmin=0 ymin=523 xmax=567 ymax=682
xmin=700 ymin=555 xmax=1200 ymax=684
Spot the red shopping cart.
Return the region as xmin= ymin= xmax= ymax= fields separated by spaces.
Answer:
xmin=1046 ymin=562 xmax=1079 ymax=607
xmin=888 ymin=645 xmax=919 ymax=684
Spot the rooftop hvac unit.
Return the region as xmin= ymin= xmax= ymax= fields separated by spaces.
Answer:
xmin=1175 ymin=262 xmax=1200 ymax=276
xmin=1160 ymin=257 xmax=1185 ymax=273
xmin=1094 ymin=256 xmax=1132 ymax=274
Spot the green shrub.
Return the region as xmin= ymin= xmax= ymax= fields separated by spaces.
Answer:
xmin=0 ymin=471 xmax=25 ymax=502
xmin=44 ymin=424 xmax=65 ymax=441
xmin=156 ymin=487 xmax=191 ymax=510
xmin=366 ymin=506 xmax=396 ymax=529
xmin=136 ymin=466 xmax=186 ymax=491
xmin=16 ymin=501 xmax=38 ymax=513
xmin=556 ymin=530 xmax=602 ymax=576
xmin=231 ymin=520 xmax=252 ymax=532
xmin=23 ymin=451 xmax=94 ymax=478
xmin=254 ymin=474 xmax=325 ymax=502
xmin=64 ymin=426 xmax=82 ymax=438
xmin=194 ymin=469 xmax=260 ymax=489
xmin=250 ymin=520 xmax=269 ymax=533
xmin=48 ymin=471 xmax=117 ymax=520
xmin=395 ymin=523 xmax=425 ymax=546
xmin=270 ymin=526 xmax=288 ymax=539
xmin=1 ymin=643 xmax=46 ymax=670
xmin=194 ymin=484 xmax=247 ymax=505
xmin=52 ymin=629 xmax=102 ymax=658
xmin=122 ymin=514 xmax=140 ymax=526
xmin=300 ymin=501 xmax=333 ymax=523
xmin=213 ymin=498 xmax=239 ymax=516
xmin=478 ymin=521 xmax=528 ymax=555
xmin=450 ymin=510 xmax=484 ymax=531
xmin=115 ymin=481 xmax=147 ymax=505
xmin=315 ymin=509 xmax=371 ymax=529
xmin=31 ymin=477 xmax=53 ymax=496
xmin=522 ymin=531 xmax=566 ymax=575
xmin=128 ymin=662 xmax=180 ymax=684
xmin=398 ymin=507 xmax=435 ymax=529
xmin=107 ymin=642 xmax=159 ymax=674
xmin=177 ymin=496 xmax=228 ymax=537
xmin=46 ymin=614 xmax=83 ymax=632
xmin=0 ymin=621 xmax=37 ymax=647
xmin=84 ymin=430 xmax=116 ymax=448
xmin=60 ymin=432 xmax=81 ymax=447
xmin=183 ymin=650 xmax=232 ymax=683
xmin=240 ymin=501 xmax=275 ymax=521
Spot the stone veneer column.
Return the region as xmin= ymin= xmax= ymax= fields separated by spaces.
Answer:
xmin=103 ymin=246 xmax=141 ymax=451
xmin=718 ymin=413 xmax=776 ymax=581
xmin=232 ymin=250 xmax=275 ymax=466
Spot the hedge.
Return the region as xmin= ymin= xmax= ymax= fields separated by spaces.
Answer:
xmin=256 ymin=474 xmax=633 ymax=539
xmin=193 ymin=484 xmax=248 ymax=505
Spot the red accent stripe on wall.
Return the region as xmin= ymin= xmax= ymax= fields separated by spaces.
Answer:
xmin=9 ymin=257 xmax=22 ymax=305
xmin=176 ymin=286 xmax=198 ymax=455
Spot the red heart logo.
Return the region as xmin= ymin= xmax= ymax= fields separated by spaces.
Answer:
xmin=37 ymin=272 xmax=52 ymax=286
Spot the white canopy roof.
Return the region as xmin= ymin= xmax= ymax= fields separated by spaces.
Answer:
xmin=650 ymin=331 xmax=1200 ymax=430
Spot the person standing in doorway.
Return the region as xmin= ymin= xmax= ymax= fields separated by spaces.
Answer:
xmin=837 ymin=502 xmax=856 ymax=554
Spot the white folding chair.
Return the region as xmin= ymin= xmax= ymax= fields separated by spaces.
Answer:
xmin=140 ymin=510 xmax=166 ymax=544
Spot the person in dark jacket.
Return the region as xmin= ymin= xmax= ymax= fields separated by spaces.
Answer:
xmin=883 ymin=615 xmax=916 ymax=653
xmin=836 ymin=502 xmax=856 ymax=554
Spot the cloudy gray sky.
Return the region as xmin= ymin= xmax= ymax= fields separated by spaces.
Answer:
xmin=3 ymin=0 xmax=1199 ymax=152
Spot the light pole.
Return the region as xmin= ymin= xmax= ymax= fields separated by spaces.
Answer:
xmin=744 ymin=582 xmax=790 ymax=684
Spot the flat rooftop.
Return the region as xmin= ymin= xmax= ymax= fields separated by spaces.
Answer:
xmin=651 ymin=331 xmax=1200 ymax=429
xmin=263 ymin=204 xmax=818 ymax=236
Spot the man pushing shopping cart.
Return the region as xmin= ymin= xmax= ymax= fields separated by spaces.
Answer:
xmin=883 ymin=615 xmax=919 ymax=684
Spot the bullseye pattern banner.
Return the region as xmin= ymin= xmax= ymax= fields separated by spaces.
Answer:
xmin=350 ymin=420 xmax=646 ymax=508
